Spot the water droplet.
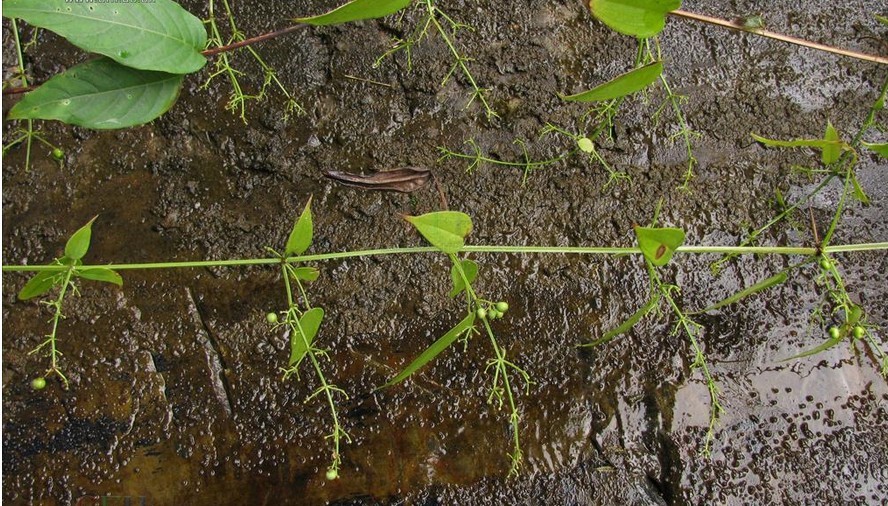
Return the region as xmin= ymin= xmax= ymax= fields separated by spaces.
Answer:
xmin=62 ymin=99 xmax=71 ymax=106
xmin=126 ymin=94 xmax=133 ymax=100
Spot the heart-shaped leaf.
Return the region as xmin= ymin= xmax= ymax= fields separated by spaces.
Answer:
xmin=750 ymin=132 xmax=849 ymax=162
xmin=582 ymin=295 xmax=659 ymax=347
xmin=634 ymin=225 xmax=685 ymax=267
xmin=295 ymin=0 xmax=412 ymax=26
xmin=821 ymin=122 xmax=842 ymax=165
xmin=405 ymin=211 xmax=472 ymax=254
xmin=560 ymin=61 xmax=663 ymax=102
xmin=285 ymin=197 xmax=313 ymax=257
xmin=3 ymin=0 xmax=207 ymax=74
xmin=862 ymin=141 xmax=888 ymax=158
xmin=290 ymin=307 xmax=325 ymax=367
xmin=76 ymin=267 xmax=123 ymax=287
xmin=9 ymin=58 xmax=184 ymax=129
xmin=589 ymin=0 xmax=682 ymax=39
xmin=380 ymin=312 xmax=476 ymax=389
xmin=291 ymin=267 xmax=320 ymax=282
xmin=449 ymin=259 xmax=478 ymax=298
xmin=18 ymin=271 xmax=60 ymax=301
xmin=65 ymin=217 xmax=97 ymax=261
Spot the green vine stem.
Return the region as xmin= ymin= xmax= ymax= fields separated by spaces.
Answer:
xmin=4 ymin=243 xmax=886 ymax=274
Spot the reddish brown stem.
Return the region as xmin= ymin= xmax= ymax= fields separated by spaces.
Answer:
xmin=669 ymin=9 xmax=888 ymax=65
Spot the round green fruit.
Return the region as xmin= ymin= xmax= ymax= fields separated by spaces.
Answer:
xmin=828 ymin=326 xmax=841 ymax=340
xmin=325 ymin=468 xmax=339 ymax=481
xmin=51 ymin=148 xmax=64 ymax=160
xmin=266 ymin=312 xmax=279 ymax=324
xmin=495 ymin=301 xmax=509 ymax=313
xmin=476 ymin=308 xmax=488 ymax=320
xmin=31 ymin=377 xmax=47 ymax=390
xmin=577 ymin=137 xmax=594 ymax=153
xmin=852 ymin=326 xmax=866 ymax=339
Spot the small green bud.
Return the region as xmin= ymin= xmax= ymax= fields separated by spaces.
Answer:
xmin=31 ymin=377 xmax=47 ymax=390
xmin=325 ymin=468 xmax=339 ymax=480
xmin=577 ymin=137 xmax=594 ymax=153
xmin=852 ymin=326 xmax=866 ymax=339
xmin=819 ymin=257 xmax=832 ymax=270
xmin=495 ymin=301 xmax=509 ymax=313
xmin=266 ymin=312 xmax=279 ymax=324
xmin=476 ymin=308 xmax=488 ymax=320
xmin=51 ymin=148 xmax=64 ymax=160
xmin=828 ymin=326 xmax=841 ymax=340
xmin=488 ymin=309 xmax=500 ymax=320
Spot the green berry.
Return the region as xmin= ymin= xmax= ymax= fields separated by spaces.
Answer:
xmin=819 ymin=257 xmax=832 ymax=270
xmin=51 ymin=148 xmax=64 ymax=160
xmin=476 ymin=308 xmax=488 ymax=319
xmin=828 ymin=326 xmax=841 ymax=340
xmin=31 ymin=377 xmax=47 ymax=390
xmin=488 ymin=309 xmax=500 ymax=320
xmin=577 ymin=137 xmax=594 ymax=153
xmin=266 ymin=312 xmax=278 ymax=324
xmin=495 ymin=301 xmax=509 ymax=313
xmin=852 ymin=326 xmax=866 ymax=339
xmin=325 ymin=468 xmax=339 ymax=481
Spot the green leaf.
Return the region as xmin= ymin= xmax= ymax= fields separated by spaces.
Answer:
xmin=291 ymin=267 xmax=320 ymax=282
xmin=65 ymin=217 xmax=97 ymax=260
xmin=634 ymin=226 xmax=685 ymax=267
xmin=3 ymin=0 xmax=207 ymax=74
xmin=76 ymin=267 xmax=123 ymax=287
xmin=18 ymin=271 xmax=60 ymax=300
xmin=785 ymin=333 xmax=843 ymax=361
xmin=405 ymin=211 xmax=473 ymax=254
xmin=289 ymin=307 xmax=325 ymax=367
xmin=380 ymin=312 xmax=476 ymax=389
xmin=589 ymin=0 xmax=682 ymax=38
xmin=862 ymin=141 xmax=888 ymax=158
xmin=295 ymin=0 xmax=412 ymax=26
xmin=697 ymin=272 xmax=787 ymax=313
xmin=285 ymin=197 xmax=313 ymax=257
xmin=560 ymin=61 xmax=663 ymax=102
xmin=849 ymin=174 xmax=869 ymax=205
xmin=750 ymin=132 xmax=848 ymax=161
xmin=449 ymin=260 xmax=478 ymax=298
xmin=8 ymin=58 xmax=184 ymax=129
xmin=876 ymin=14 xmax=888 ymax=27
xmin=821 ymin=122 xmax=842 ymax=164
xmin=582 ymin=295 xmax=659 ymax=347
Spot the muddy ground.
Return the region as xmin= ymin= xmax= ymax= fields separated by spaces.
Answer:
xmin=2 ymin=0 xmax=887 ymax=504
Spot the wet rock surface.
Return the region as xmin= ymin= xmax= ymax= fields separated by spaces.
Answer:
xmin=3 ymin=0 xmax=887 ymax=504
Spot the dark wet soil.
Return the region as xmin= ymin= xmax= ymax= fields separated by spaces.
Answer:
xmin=3 ymin=0 xmax=888 ymax=504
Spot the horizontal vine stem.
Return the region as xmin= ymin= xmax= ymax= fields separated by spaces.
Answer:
xmin=3 ymin=242 xmax=886 ymax=273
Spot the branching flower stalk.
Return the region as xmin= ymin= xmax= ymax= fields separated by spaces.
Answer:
xmin=375 ymin=0 xmax=498 ymax=119
xmin=277 ymin=259 xmax=350 ymax=478
xmin=643 ymin=39 xmax=700 ymax=190
xmin=648 ymin=262 xmax=723 ymax=454
xmin=449 ymin=253 xmax=530 ymax=476
xmin=203 ymin=0 xmax=302 ymax=122
xmin=27 ymin=262 xmax=76 ymax=388
xmin=437 ymin=138 xmax=575 ymax=184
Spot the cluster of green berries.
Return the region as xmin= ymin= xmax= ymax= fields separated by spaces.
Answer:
xmin=827 ymin=325 xmax=866 ymax=340
xmin=476 ymin=301 xmax=509 ymax=320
